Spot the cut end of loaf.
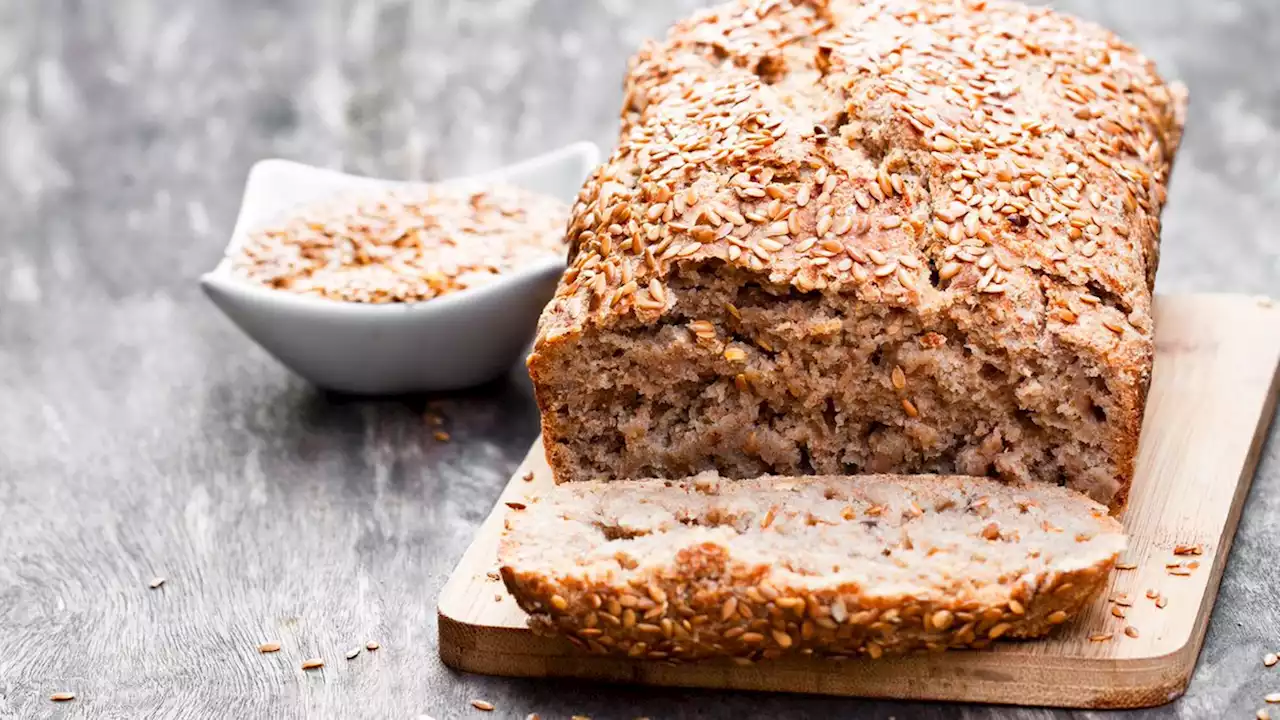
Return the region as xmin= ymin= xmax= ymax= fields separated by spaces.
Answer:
xmin=532 ymin=262 xmax=1143 ymax=510
xmin=500 ymin=472 xmax=1124 ymax=661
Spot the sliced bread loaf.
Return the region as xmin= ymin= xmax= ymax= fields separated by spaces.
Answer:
xmin=529 ymin=0 xmax=1187 ymax=511
xmin=500 ymin=472 xmax=1124 ymax=661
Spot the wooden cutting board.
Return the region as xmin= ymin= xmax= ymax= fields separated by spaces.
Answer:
xmin=437 ymin=294 xmax=1280 ymax=709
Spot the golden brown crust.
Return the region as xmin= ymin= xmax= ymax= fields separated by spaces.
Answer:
xmin=500 ymin=473 xmax=1124 ymax=661
xmin=529 ymin=0 xmax=1184 ymax=508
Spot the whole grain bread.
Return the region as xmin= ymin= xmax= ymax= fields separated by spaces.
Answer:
xmin=528 ymin=0 xmax=1186 ymax=511
xmin=500 ymin=471 xmax=1124 ymax=661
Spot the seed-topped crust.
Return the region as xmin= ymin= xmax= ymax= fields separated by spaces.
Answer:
xmin=500 ymin=472 xmax=1124 ymax=661
xmin=529 ymin=0 xmax=1186 ymax=510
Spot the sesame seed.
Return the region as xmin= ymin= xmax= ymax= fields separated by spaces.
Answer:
xmin=50 ymin=693 xmax=75 ymax=702
xmin=301 ymin=658 xmax=324 ymax=670
xmin=258 ymin=642 xmax=281 ymax=653
xmin=891 ymin=366 xmax=906 ymax=390
xmin=1124 ymin=626 xmax=1139 ymax=639
xmin=472 ymin=700 xmax=495 ymax=711
xmin=1089 ymin=633 xmax=1113 ymax=642
xmin=1267 ymin=693 xmax=1280 ymax=703
xmin=345 ymin=648 xmax=361 ymax=660
xmin=148 ymin=577 xmax=166 ymax=589
xmin=1266 ymin=653 xmax=1278 ymax=667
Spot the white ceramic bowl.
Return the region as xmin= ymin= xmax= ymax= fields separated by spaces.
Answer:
xmin=200 ymin=142 xmax=599 ymax=394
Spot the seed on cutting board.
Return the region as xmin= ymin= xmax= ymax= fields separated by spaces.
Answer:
xmin=1266 ymin=652 xmax=1278 ymax=667
xmin=345 ymin=648 xmax=361 ymax=660
xmin=522 ymin=472 xmax=535 ymax=482
xmin=471 ymin=699 xmax=495 ymax=711
xmin=1267 ymin=693 xmax=1280 ymax=703
xmin=1259 ymin=709 xmax=1271 ymax=720
xmin=148 ymin=577 xmax=166 ymax=589
xmin=366 ymin=641 xmax=380 ymax=651
xmin=1155 ymin=596 xmax=1168 ymax=609
xmin=505 ymin=502 xmax=527 ymax=510
xmin=1088 ymin=633 xmax=1113 ymax=642
xmin=434 ymin=431 xmax=451 ymax=442
xmin=49 ymin=692 xmax=75 ymax=702
xmin=301 ymin=658 xmax=324 ymax=670
xmin=1114 ymin=562 xmax=1137 ymax=570
xmin=1124 ymin=626 xmax=1139 ymax=638
xmin=258 ymin=642 xmax=281 ymax=653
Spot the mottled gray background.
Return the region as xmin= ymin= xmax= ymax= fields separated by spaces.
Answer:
xmin=0 ymin=0 xmax=1277 ymax=718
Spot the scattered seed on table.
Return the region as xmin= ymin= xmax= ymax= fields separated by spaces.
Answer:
xmin=148 ymin=577 xmax=166 ymax=589
xmin=471 ymin=699 xmax=494 ymax=711
xmin=1155 ymin=596 xmax=1168 ymax=609
xmin=1266 ymin=653 xmax=1279 ymax=667
xmin=1114 ymin=562 xmax=1137 ymax=570
xmin=345 ymin=648 xmax=361 ymax=660
xmin=301 ymin=658 xmax=324 ymax=670
xmin=434 ymin=431 xmax=450 ymax=442
xmin=366 ymin=641 xmax=380 ymax=651
xmin=50 ymin=692 xmax=75 ymax=702
xmin=522 ymin=472 xmax=535 ymax=482
xmin=1259 ymin=709 xmax=1271 ymax=720
xmin=1267 ymin=693 xmax=1280 ymax=703
xmin=1088 ymin=633 xmax=1113 ymax=642
xmin=258 ymin=642 xmax=281 ymax=653
xmin=1124 ymin=626 xmax=1139 ymax=639
xmin=505 ymin=502 xmax=527 ymax=510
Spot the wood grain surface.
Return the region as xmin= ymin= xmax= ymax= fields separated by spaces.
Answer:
xmin=2 ymin=0 xmax=1280 ymax=718
xmin=437 ymin=294 xmax=1280 ymax=709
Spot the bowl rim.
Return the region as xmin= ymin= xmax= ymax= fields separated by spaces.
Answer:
xmin=200 ymin=141 xmax=598 ymax=316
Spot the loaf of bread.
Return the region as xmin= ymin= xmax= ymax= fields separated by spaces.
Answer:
xmin=500 ymin=472 xmax=1124 ymax=661
xmin=528 ymin=0 xmax=1186 ymax=511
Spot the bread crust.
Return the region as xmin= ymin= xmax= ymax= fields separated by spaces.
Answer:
xmin=528 ymin=0 xmax=1185 ymax=510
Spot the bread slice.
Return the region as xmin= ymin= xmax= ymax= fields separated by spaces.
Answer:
xmin=500 ymin=472 xmax=1124 ymax=661
xmin=528 ymin=0 xmax=1187 ymax=511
